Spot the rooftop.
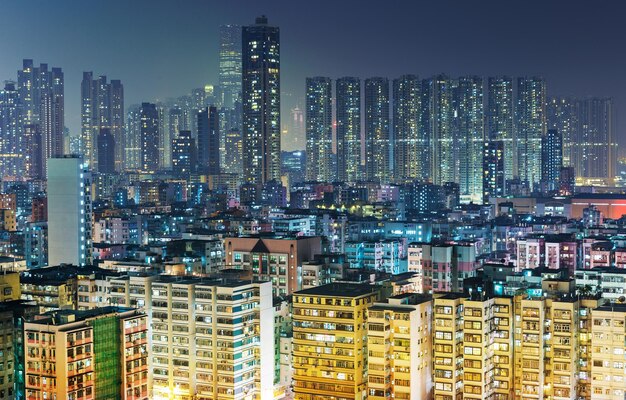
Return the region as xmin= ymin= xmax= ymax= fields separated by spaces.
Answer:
xmin=295 ymin=283 xmax=379 ymax=298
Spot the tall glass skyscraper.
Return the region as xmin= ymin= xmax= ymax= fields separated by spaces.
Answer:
xmin=336 ymin=77 xmax=361 ymax=183
xmin=125 ymin=105 xmax=142 ymax=171
xmin=516 ymin=77 xmax=546 ymax=190
xmin=242 ymin=16 xmax=281 ymax=188
xmin=81 ymin=73 xmax=124 ymax=172
xmin=455 ymin=76 xmax=484 ymax=204
xmin=393 ymin=75 xmax=424 ymax=183
xmin=219 ymin=25 xmax=242 ymax=109
xmin=364 ymin=77 xmax=390 ymax=183
xmin=305 ymin=77 xmax=333 ymax=183
xmin=487 ymin=77 xmax=514 ymax=183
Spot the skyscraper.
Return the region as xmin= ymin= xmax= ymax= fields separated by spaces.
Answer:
xmin=172 ymin=130 xmax=196 ymax=177
xmin=305 ymin=77 xmax=332 ymax=182
xmin=455 ymin=76 xmax=484 ymax=204
xmin=483 ymin=140 xmax=505 ymax=202
xmin=242 ymin=16 xmax=281 ymax=188
xmin=336 ymin=77 xmax=361 ymax=183
xmin=81 ymin=74 xmax=123 ymax=171
xmin=139 ymin=102 xmax=159 ymax=172
xmin=24 ymin=124 xmax=44 ymax=179
xmin=364 ymin=77 xmax=390 ymax=183
xmin=197 ymin=106 xmax=220 ymax=175
xmin=516 ymin=77 xmax=546 ymax=190
xmin=223 ymin=128 xmax=243 ymax=176
xmin=541 ymin=129 xmax=563 ymax=191
xmin=18 ymin=60 xmax=65 ymax=163
xmin=47 ymin=156 xmax=92 ymax=266
xmin=424 ymin=75 xmax=455 ymax=185
xmin=487 ymin=77 xmax=514 ymax=182
xmin=125 ymin=105 xmax=142 ymax=170
xmin=97 ymin=127 xmax=115 ymax=174
xmin=219 ymin=24 xmax=242 ymax=108
xmin=393 ymin=75 xmax=424 ymax=182
xmin=579 ymin=98 xmax=615 ymax=180
xmin=0 ymin=81 xmax=23 ymax=177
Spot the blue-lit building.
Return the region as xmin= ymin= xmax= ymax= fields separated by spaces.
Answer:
xmin=541 ymin=128 xmax=563 ymax=191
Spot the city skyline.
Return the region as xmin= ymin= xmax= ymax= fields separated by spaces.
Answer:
xmin=0 ymin=0 xmax=625 ymax=152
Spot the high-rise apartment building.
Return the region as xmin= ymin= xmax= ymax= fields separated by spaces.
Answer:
xmin=23 ymin=307 xmax=149 ymax=400
xmin=0 ymin=81 xmax=23 ymax=178
xmin=223 ymin=128 xmax=243 ymax=176
xmin=242 ymin=16 xmax=281 ymax=188
xmin=139 ymin=102 xmax=159 ymax=172
xmin=81 ymin=73 xmax=124 ymax=171
xmin=292 ymin=283 xmax=380 ymax=400
xmin=18 ymin=60 xmax=65 ymax=164
xmin=364 ymin=78 xmax=390 ymax=183
xmin=367 ymin=293 xmax=433 ymax=399
xmin=125 ymin=105 xmax=142 ymax=171
xmin=393 ymin=75 xmax=425 ymax=182
xmin=590 ymin=304 xmax=626 ymax=400
xmin=455 ymin=76 xmax=484 ymax=204
xmin=516 ymin=77 xmax=546 ymax=190
xmin=483 ymin=140 xmax=505 ymax=202
xmin=487 ymin=77 xmax=514 ymax=183
xmin=424 ymin=75 xmax=455 ymax=185
xmin=197 ymin=106 xmax=220 ymax=175
xmin=46 ymin=156 xmax=92 ymax=266
xmin=148 ymin=277 xmax=274 ymax=400
xmin=541 ymin=128 xmax=563 ymax=191
xmin=96 ymin=127 xmax=115 ymax=174
xmin=547 ymin=97 xmax=577 ymax=170
xmin=305 ymin=77 xmax=333 ymax=183
xmin=219 ymin=25 xmax=242 ymax=108
xmin=336 ymin=77 xmax=361 ymax=183
xmin=171 ymin=130 xmax=196 ymax=177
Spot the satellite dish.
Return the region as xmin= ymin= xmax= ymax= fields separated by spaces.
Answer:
xmin=618 ymin=296 xmax=626 ymax=304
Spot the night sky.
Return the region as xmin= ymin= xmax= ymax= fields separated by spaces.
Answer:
xmin=1 ymin=0 xmax=625 ymax=151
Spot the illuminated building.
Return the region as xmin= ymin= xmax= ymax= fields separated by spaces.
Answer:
xmin=393 ymin=75 xmax=425 ymax=182
xmin=364 ymin=77 xmax=390 ymax=183
xmin=148 ymin=277 xmax=274 ymax=400
xmin=242 ymin=16 xmax=281 ymax=189
xmin=81 ymin=73 xmax=124 ymax=171
xmin=516 ymin=77 xmax=546 ymax=190
xmin=432 ymin=294 xmax=464 ymax=400
xmin=367 ymin=293 xmax=432 ymax=399
xmin=541 ymin=129 xmax=563 ymax=191
xmin=23 ymin=307 xmax=149 ymax=400
xmin=47 ymin=156 xmax=92 ymax=266
xmin=487 ymin=77 xmax=514 ymax=183
xmin=305 ymin=77 xmax=333 ymax=183
xmin=483 ymin=140 xmax=505 ymax=202
xmin=589 ymin=304 xmax=626 ymax=400
xmin=197 ymin=106 xmax=220 ymax=175
xmin=97 ymin=127 xmax=115 ymax=174
xmin=579 ymin=98 xmax=616 ymax=181
xmin=171 ymin=130 xmax=196 ymax=177
xmin=224 ymin=235 xmax=322 ymax=296
xmin=408 ymin=242 xmax=477 ymax=293
xmin=0 ymin=81 xmax=23 ymax=177
xmin=424 ymin=75 xmax=455 ymax=185
xmin=547 ymin=97 xmax=577 ymax=170
xmin=23 ymin=124 xmax=44 ymax=178
xmin=125 ymin=105 xmax=142 ymax=170
xmin=18 ymin=59 xmax=64 ymax=164
xmin=455 ymin=76 xmax=484 ymax=204
xmin=219 ymin=25 xmax=242 ymax=109
xmin=336 ymin=77 xmax=361 ymax=183
xmin=223 ymin=128 xmax=243 ymax=176
xmin=140 ymin=102 xmax=159 ymax=172
xmin=292 ymin=283 xmax=380 ymax=400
